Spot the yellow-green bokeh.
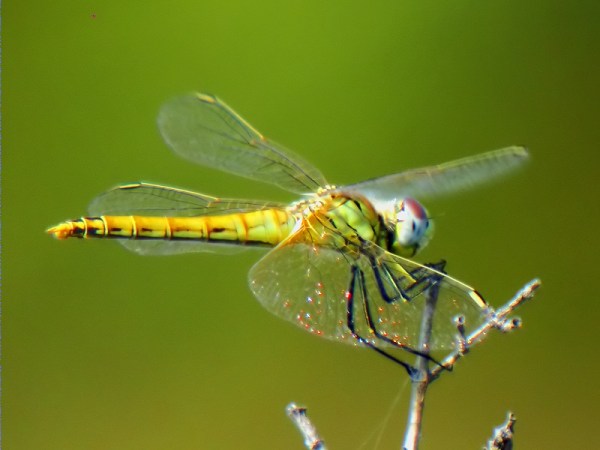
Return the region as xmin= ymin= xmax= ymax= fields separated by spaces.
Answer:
xmin=5 ymin=1 xmax=599 ymax=449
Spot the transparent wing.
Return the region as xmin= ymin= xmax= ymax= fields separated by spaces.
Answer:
xmin=89 ymin=182 xmax=286 ymax=216
xmin=342 ymin=146 xmax=529 ymax=202
xmin=157 ymin=93 xmax=328 ymax=194
xmin=88 ymin=182 xmax=286 ymax=256
xmin=248 ymin=225 xmax=488 ymax=359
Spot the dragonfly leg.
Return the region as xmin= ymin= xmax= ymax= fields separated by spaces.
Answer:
xmin=346 ymin=265 xmax=445 ymax=376
xmin=372 ymin=257 xmax=447 ymax=305
xmin=371 ymin=261 xmax=429 ymax=304
xmin=346 ymin=265 xmax=416 ymax=376
xmin=363 ymin=265 xmax=447 ymax=368
xmin=406 ymin=260 xmax=447 ymax=281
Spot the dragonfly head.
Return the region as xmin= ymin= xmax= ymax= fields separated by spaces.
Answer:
xmin=390 ymin=197 xmax=434 ymax=257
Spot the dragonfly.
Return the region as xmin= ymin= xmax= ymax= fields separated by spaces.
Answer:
xmin=48 ymin=93 xmax=528 ymax=374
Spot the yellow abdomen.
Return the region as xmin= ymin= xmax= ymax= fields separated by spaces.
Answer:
xmin=48 ymin=209 xmax=297 ymax=247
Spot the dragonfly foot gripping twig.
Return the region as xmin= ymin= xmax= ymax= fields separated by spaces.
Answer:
xmin=287 ymin=277 xmax=541 ymax=450
xmin=403 ymin=278 xmax=540 ymax=450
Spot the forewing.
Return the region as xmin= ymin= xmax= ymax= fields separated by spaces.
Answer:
xmin=343 ymin=146 xmax=529 ymax=202
xmin=359 ymin=247 xmax=488 ymax=355
xmin=248 ymin=230 xmax=488 ymax=357
xmin=88 ymin=182 xmax=285 ymax=256
xmin=157 ymin=93 xmax=328 ymax=194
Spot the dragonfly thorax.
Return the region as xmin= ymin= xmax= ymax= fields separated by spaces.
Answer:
xmin=384 ymin=197 xmax=433 ymax=257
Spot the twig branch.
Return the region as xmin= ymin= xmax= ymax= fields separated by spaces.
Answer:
xmin=287 ymin=278 xmax=541 ymax=450
xmin=287 ymin=403 xmax=326 ymax=450
xmin=404 ymin=278 xmax=540 ymax=450
xmin=430 ymin=278 xmax=541 ymax=379
xmin=402 ymin=278 xmax=441 ymax=450
xmin=485 ymin=412 xmax=516 ymax=450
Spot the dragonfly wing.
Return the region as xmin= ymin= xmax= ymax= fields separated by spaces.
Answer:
xmin=88 ymin=182 xmax=287 ymax=256
xmin=158 ymin=93 xmax=328 ymax=194
xmin=107 ymin=239 xmax=255 ymax=256
xmin=249 ymin=238 xmax=358 ymax=345
xmin=342 ymin=146 xmax=529 ymax=202
xmin=248 ymin=228 xmax=488 ymax=356
xmin=89 ymin=182 xmax=286 ymax=216
xmin=358 ymin=245 xmax=488 ymax=354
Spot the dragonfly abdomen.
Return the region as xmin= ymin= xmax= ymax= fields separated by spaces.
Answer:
xmin=48 ymin=209 xmax=297 ymax=246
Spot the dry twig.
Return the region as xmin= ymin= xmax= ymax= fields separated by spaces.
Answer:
xmin=486 ymin=412 xmax=516 ymax=450
xmin=288 ymin=278 xmax=541 ymax=450
xmin=287 ymin=403 xmax=326 ymax=450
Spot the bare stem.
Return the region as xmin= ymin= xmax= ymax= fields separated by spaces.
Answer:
xmin=403 ymin=278 xmax=540 ymax=449
xmin=486 ymin=412 xmax=516 ymax=450
xmin=430 ymin=278 xmax=541 ymax=379
xmin=286 ymin=278 xmax=541 ymax=450
xmin=287 ymin=403 xmax=326 ymax=450
xmin=402 ymin=276 xmax=441 ymax=450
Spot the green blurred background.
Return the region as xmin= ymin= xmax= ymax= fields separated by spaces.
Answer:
xmin=4 ymin=1 xmax=599 ymax=449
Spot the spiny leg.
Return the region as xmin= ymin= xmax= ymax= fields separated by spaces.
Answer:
xmin=345 ymin=265 xmax=417 ymax=377
xmin=350 ymin=262 xmax=449 ymax=372
xmin=406 ymin=260 xmax=447 ymax=283
xmin=371 ymin=256 xmax=448 ymax=305
xmin=359 ymin=265 xmax=447 ymax=368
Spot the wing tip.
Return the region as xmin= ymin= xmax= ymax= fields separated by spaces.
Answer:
xmin=195 ymin=92 xmax=217 ymax=104
xmin=511 ymin=145 xmax=529 ymax=157
xmin=117 ymin=182 xmax=144 ymax=190
xmin=469 ymin=289 xmax=488 ymax=309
